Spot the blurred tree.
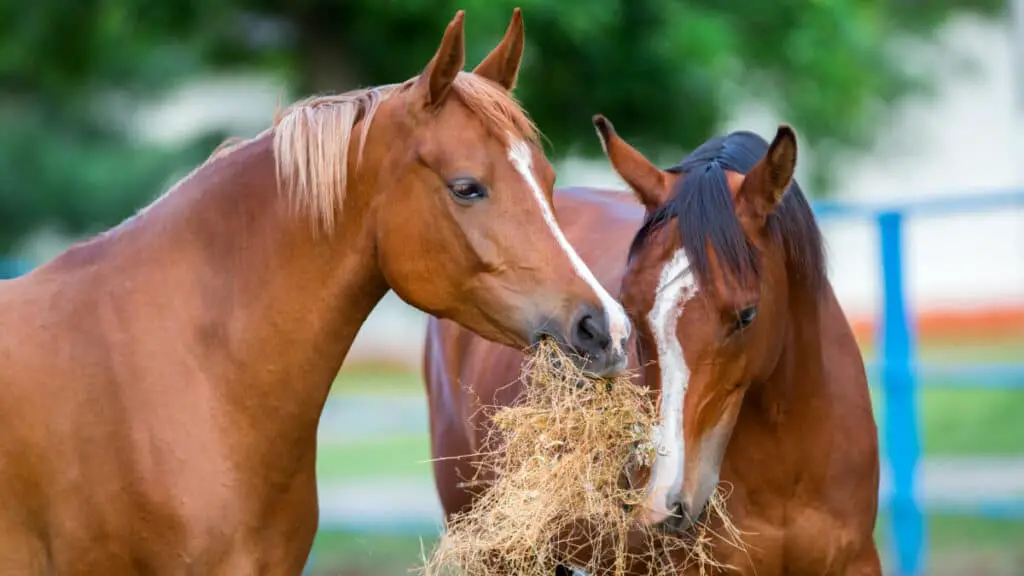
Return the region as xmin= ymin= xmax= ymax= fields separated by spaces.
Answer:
xmin=0 ymin=0 xmax=233 ymax=253
xmin=0 ymin=0 xmax=1005 ymax=253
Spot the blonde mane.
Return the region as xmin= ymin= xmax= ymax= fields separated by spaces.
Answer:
xmin=272 ymin=72 xmax=540 ymax=232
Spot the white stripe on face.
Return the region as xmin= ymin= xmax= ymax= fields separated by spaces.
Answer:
xmin=686 ymin=416 xmax=734 ymax=520
xmin=507 ymin=138 xmax=631 ymax=352
xmin=640 ymin=247 xmax=698 ymax=524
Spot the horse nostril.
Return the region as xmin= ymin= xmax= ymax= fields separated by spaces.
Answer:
xmin=674 ymin=501 xmax=687 ymax=519
xmin=579 ymin=315 xmax=598 ymax=342
xmin=572 ymin=310 xmax=611 ymax=352
xmin=572 ymin=316 xmax=589 ymax=342
xmin=566 ymin=305 xmax=625 ymax=377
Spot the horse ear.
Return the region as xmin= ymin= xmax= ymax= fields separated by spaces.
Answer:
xmin=593 ymin=115 xmax=673 ymax=212
xmin=473 ymin=8 xmax=525 ymax=91
xmin=415 ymin=10 xmax=467 ymax=109
xmin=738 ymin=124 xmax=797 ymax=224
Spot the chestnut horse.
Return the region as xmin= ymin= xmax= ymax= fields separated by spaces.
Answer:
xmin=0 ymin=10 xmax=632 ymax=575
xmin=424 ymin=117 xmax=881 ymax=574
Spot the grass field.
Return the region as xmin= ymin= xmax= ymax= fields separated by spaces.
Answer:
xmin=306 ymin=514 xmax=1024 ymax=575
xmin=864 ymin=335 xmax=1023 ymax=456
xmin=317 ymin=434 xmax=431 ymax=481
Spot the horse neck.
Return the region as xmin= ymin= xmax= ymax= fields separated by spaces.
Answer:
xmin=129 ymin=131 xmax=389 ymax=440
xmin=751 ymin=280 xmax=829 ymax=423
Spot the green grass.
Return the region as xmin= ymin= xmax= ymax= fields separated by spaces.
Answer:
xmin=870 ymin=387 xmax=1024 ymax=456
xmin=308 ymin=515 xmax=1024 ymax=576
xmin=874 ymin=514 xmax=1024 ymax=575
xmin=308 ymin=530 xmax=434 ymax=575
xmin=332 ymin=368 xmax=422 ymax=395
xmin=317 ymin=435 xmax=433 ymax=482
xmin=865 ymin=335 xmax=1024 ymax=456
xmin=928 ymin=515 xmax=1024 ymax=551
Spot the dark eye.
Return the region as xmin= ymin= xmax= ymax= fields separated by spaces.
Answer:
xmin=447 ymin=178 xmax=488 ymax=202
xmin=732 ymin=306 xmax=758 ymax=333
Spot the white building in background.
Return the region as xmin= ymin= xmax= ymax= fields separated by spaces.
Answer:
xmin=25 ymin=15 xmax=1022 ymax=369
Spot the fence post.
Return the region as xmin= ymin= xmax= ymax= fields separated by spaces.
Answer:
xmin=877 ymin=211 xmax=925 ymax=575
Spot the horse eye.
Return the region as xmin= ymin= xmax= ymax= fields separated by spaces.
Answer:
xmin=447 ymin=178 xmax=488 ymax=202
xmin=732 ymin=306 xmax=758 ymax=333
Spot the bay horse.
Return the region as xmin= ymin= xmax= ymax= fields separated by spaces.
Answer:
xmin=0 ymin=9 xmax=631 ymax=575
xmin=424 ymin=117 xmax=881 ymax=574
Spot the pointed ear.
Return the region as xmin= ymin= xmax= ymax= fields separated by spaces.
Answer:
xmin=473 ymin=8 xmax=524 ymax=91
xmin=592 ymin=115 xmax=673 ymax=212
xmin=415 ymin=11 xmax=466 ymax=109
xmin=737 ymin=124 xmax=797 ymax=225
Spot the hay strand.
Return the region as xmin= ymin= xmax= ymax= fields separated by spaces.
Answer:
xmin=418 ymin=339 xmax=746 ymax=576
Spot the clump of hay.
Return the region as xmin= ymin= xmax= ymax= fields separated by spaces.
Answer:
xmin=419 ymin=339 xmax=745 ymax=576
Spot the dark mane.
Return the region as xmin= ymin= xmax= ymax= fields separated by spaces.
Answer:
xmin=629 ymin=130 xmax=827 ymax=298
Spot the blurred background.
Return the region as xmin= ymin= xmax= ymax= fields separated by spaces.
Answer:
xmin=2 ymin=1 xmax=1023 ymax=574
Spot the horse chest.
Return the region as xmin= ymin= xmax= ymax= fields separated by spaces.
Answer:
xmin=36 ymin=482 xmax=318 ymax=575
xmin=27 ymin=433 xmax=321 ymax=576
xmin=703 ymin=503 xmax=868 ymax=576
xmin=783 ymin=505 xmax=867 ymax=573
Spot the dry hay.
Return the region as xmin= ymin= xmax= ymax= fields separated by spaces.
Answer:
xmin=418 ymin=339 xmax=746 ymax=576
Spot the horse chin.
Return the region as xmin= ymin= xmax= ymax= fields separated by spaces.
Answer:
xmin=624 ymin=469 xmax=713 ymax=536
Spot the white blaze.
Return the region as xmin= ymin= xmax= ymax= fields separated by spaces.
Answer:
xmin=507 ymin=138 xmax=631 ymax=352
xmin=641 ymin=247 xmax=698 ymax=523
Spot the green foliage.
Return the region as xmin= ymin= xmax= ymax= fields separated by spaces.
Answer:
xmin=0 ymin=1 xmax=234 ymax=253
xmin=0 ymin=0 xmax=1005 ymax=253
xmin=0 ymin=98 xmax=224 ymax=251
xmin=248 ymin=0 xmax=1003 ymax=190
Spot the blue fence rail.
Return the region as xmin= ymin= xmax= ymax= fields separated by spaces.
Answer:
xmin=0 ymin=258 xmax=33 ymax=280
xmin=814 ymin=189 xmax=1024 ymax=576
